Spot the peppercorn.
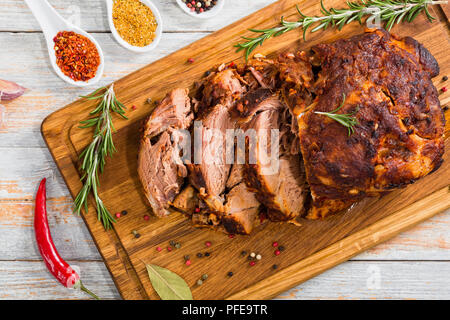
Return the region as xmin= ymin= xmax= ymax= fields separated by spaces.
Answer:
xmin=278 ymin=246 xmax=285 ymax=251
xmin=115 ymin=212 xmax=121 ymax=218
xmin=205 ymin=241 xmax=212 ymax=247
xmin=227 ymin=271 xmax=233 ymax=277
xmin=185 ymin=260 xmax=191 ymax=266
xmin=272 ymin=264 xmax=278 ymax=270
xmin=228 ymin=234 xmax=235 ymax=239
xmin=443 ymin=106 xmax=449 ymax=111
xmin=197 ymin=252 xmax=203 ymax=258
xmin=188 ymin=58 xmax=195 ymax=63
xmin=241 ymin=250 xmax=247 ymax=257
xmin=204 ymin=70 xmax=211 ymax=77
xmin=272 ymin=241 xmax=278 ymax=247
xmin=201 ymin=274 xmax=208 ymax=280
xmin=143 ymin=215 xmax=150 ymax=221
xmin=121 ymin=210 xmax=128 ymax=216
xmin=197 ymin=279 xmax=203 ymax=286
xmin=441 ymin=87 xmax=448 ymax=93
xmin=204 ymin=252 xmax=210 ymax=257
xmin=167 ymin=246 xmax=173 ymax=252
xmin=156 ymin=246 xmax=162 ymax=252
xmin=184 ymin=255 xmax=190 ymax=261
xmin=194 ymin=207 xmax=200 ymax=213
xmin=256 ymin=254 xmax=262 ymax=260
xmin=274 ymin=249 xmax=281 ymax=256
xmin=250 ymin=252 xmax=256 ymax=258
xmin=443 ymin=76 xmax=448 ymax=81
xmin=247 ymin=255 xmax=253 ymax=261
xmin=131 ymin=230 xmax=140 ymax=238
xmin=175 ymin=242 xmax=181 ymax=249
xmin=249 ymin=261 xmax=256 ymax=266
xmin=169 ymin=240 xmax=176 ymax=246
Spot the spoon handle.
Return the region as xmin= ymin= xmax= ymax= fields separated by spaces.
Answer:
xmin=24 ymin=0 xmax=67 ymax=42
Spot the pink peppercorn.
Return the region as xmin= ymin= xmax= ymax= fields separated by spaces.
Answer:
xmin=442 ymin=87 xmax=448 ymax=92
xmin=185 ymin=259 xmax=191 ymax=266
xmin=249 ymin=261 xmax=256 ymax=266
xmin=188 ymin=58 xmax=195 ymax=63
xmin=194 ymin=207 xmax=200 ymax=213
xmin=131 ymin=105 xmax=137 ymax=110
xmin=274 ymin=250 xmax=281 ymax=256
xmin=167 ymin=246 xmax=173 ymax=252
xmin=143 ymin=215 xmax=150 ymax=221
xmin=228 ymin=234 xmax=235 ymax=239
xmin=156 ymin=246 xmax=162 ymax=252
xmin=190 ymin=7 xmax=195 ymax=12
xmin=272 ymin=241 xmax=278 ymax=247
xmin=191 ymin=1 xmax=195 ymax=4
xmin=205 ymin=241 xmax=212 ymax=247
xmin=199 ymin=8 xmax=204 ymax=12
xmin=115 ymin=212 xmax=121 ymax=218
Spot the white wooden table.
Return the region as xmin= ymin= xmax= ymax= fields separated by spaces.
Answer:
xmin=0 ymin=0 xmax=448 ymax=300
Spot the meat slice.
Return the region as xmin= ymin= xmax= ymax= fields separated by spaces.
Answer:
xmin=142 ymin=88 xmax=193 ymax=138
xmin=298 ymin=29 xmax=445 ymax=219
xmin=138 ymin=89 xmax=193 ymax=217
xmin=222 ymin=181 xmax=260 ymax=234
xmin=234 ymin=88 xmax=281 ymax=123
xmin=189 ymin=68 xmax=246 ymax=200
xmin=244 ymin=105 xmax=307 ymax=221
xmin=189 ymin=103 xmax=233 ymax=198
xmin=172 ymin=185 xmax=199 ymax=215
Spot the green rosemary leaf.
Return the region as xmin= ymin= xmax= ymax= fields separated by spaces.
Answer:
xmin=74 ymin=84 xmax=127 ymax=229
xmin=235 ymin=0 xmax=447 ymax=60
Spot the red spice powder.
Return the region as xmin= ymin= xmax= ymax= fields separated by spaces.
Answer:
xmin=53 ymin=31 xmax=100 ymax=82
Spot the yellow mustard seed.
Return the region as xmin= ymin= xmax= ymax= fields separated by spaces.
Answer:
xmin=112 ymin=0 xmax=158 ymax=47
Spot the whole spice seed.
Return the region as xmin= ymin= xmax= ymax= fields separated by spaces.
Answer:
xmin=196 ymin=253 xmax=203 ymax=258
xmin=112 ymin=0 xmax=158 ymax=47
xmin=204 ymin=252 xmax=210 ymax=257
xmin=201 ymin=274 xmax=208 ymax=280
xmin=197 ymin=279 xmax=203 ymax=286
xmin=53 ymin=31 xmax=100 ymax=82
xmin=132 ymin=230 xmax=140 ymax=238
xmin=274 ymin=249 xmax=281 ymax=256
xmin=278 ymin=246 xmax=285 ymax=252
xmin=143 ymin=215 xmax=150 ymax=221
xmin=156 ymin=246 xmax=162 ymax=252
xmin=249 ymin=261 xmax=256 ymax=266
xmin=443 ymin=76 xmax=448 ymax=81
xmin=184 ymin=255 xmax=190 ymax=261
xmin=241 ymin=250 xmax=247 ymax=257
xmin=443 ymin=106 xmax=449 ymax=111
xmin=272 ymin=264 xmax=278 ymax=270
xmin=183 ymin=0 xmax=218 ymax=14
xmin=227 ymin=271 xmax=233 ymax=277
xmin=441 ymin=87 xmax=448 ymax=93
xmin=250 ymin=252 xmax=256 ymax=258
xmin=205 ymin=241 xmax=212 ymax=247
xmin=169 ymin=240 xmax=176 ymax=246
xmin=115 ymin=212 xmax=121 ymax=218
xmin=256 ymin=254 xmax=262 ymax=260
xmin=175 ymin=242 xmax=181 ymax=249
xmin=121 ymin=210 xmax=128 ymax=216
xmin=272 ymin=241 xmax=278 ymax=247
xmin=167 ymin=246 xmax=172 ymax=252
xmin=185 ymin=260 xmax=191 ymax=266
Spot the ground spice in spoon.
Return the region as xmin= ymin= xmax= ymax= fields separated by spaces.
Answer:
xmin=112 ymin=0 xmax=158 ymax=47
xmin=53 ymin=31 xmax=100 ymax=82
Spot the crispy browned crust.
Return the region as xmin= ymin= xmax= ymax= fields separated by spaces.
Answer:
xmin=299 ymin=29 xmax=445 ymax=219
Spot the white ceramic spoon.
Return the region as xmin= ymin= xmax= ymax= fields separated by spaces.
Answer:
xmin=24 ymin=0 xmax=104 ymax=87
xmin=105 ymin=0 xmax=163 ymax=53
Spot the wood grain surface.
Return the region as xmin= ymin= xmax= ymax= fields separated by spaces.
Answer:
xmin=1 ymin=0 xmax=449 ymax=300
xmin=41 ymin=0 xmax=450 ymax=300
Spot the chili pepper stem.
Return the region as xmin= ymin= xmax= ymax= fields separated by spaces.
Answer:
xmin=76 ymin=280 xmax=100 ymax=300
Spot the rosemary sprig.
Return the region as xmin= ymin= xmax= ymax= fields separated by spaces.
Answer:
xmin=235 ymin=0 xmax=447 ymax=60
xmin=74 ymin=84 xmax=127 ymax=229
xmin=315 ymin=94 xmax=359 ymax=135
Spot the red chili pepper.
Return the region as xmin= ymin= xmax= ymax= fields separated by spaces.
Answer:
xmin=34 ymin=178 xmax=99 ymax=299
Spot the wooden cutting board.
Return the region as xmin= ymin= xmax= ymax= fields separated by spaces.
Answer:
xmin=41 ymin=0 xmax=450 ymax=300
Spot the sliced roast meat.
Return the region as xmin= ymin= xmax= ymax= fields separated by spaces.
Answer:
xmin=142 ymin=88 xmax=193 ymax=139
xmin=234 ymin=88 xmax=281 ymax=123
xmin=188 ymin=103 xmax=233 ymax=198
xmin=138 ymin=89 xmax=193 ymax=217
xmin=243 ymin=104 xmax=307 ymax=221
xmin=201 ymin=68 xmax=246 ymax=109
xmin=172 ymin=185 xmax=199 ymax=215
xmin=138 ymin=131 xmax=187 ymax=217
xmin=246 ymin=57 xmax=279 ymax=90
xmin=222 ymin=181 xmax=260 ymax=234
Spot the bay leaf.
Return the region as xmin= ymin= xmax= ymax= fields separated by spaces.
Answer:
xmin=146 ymin=264 xmax=193 ymax=300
